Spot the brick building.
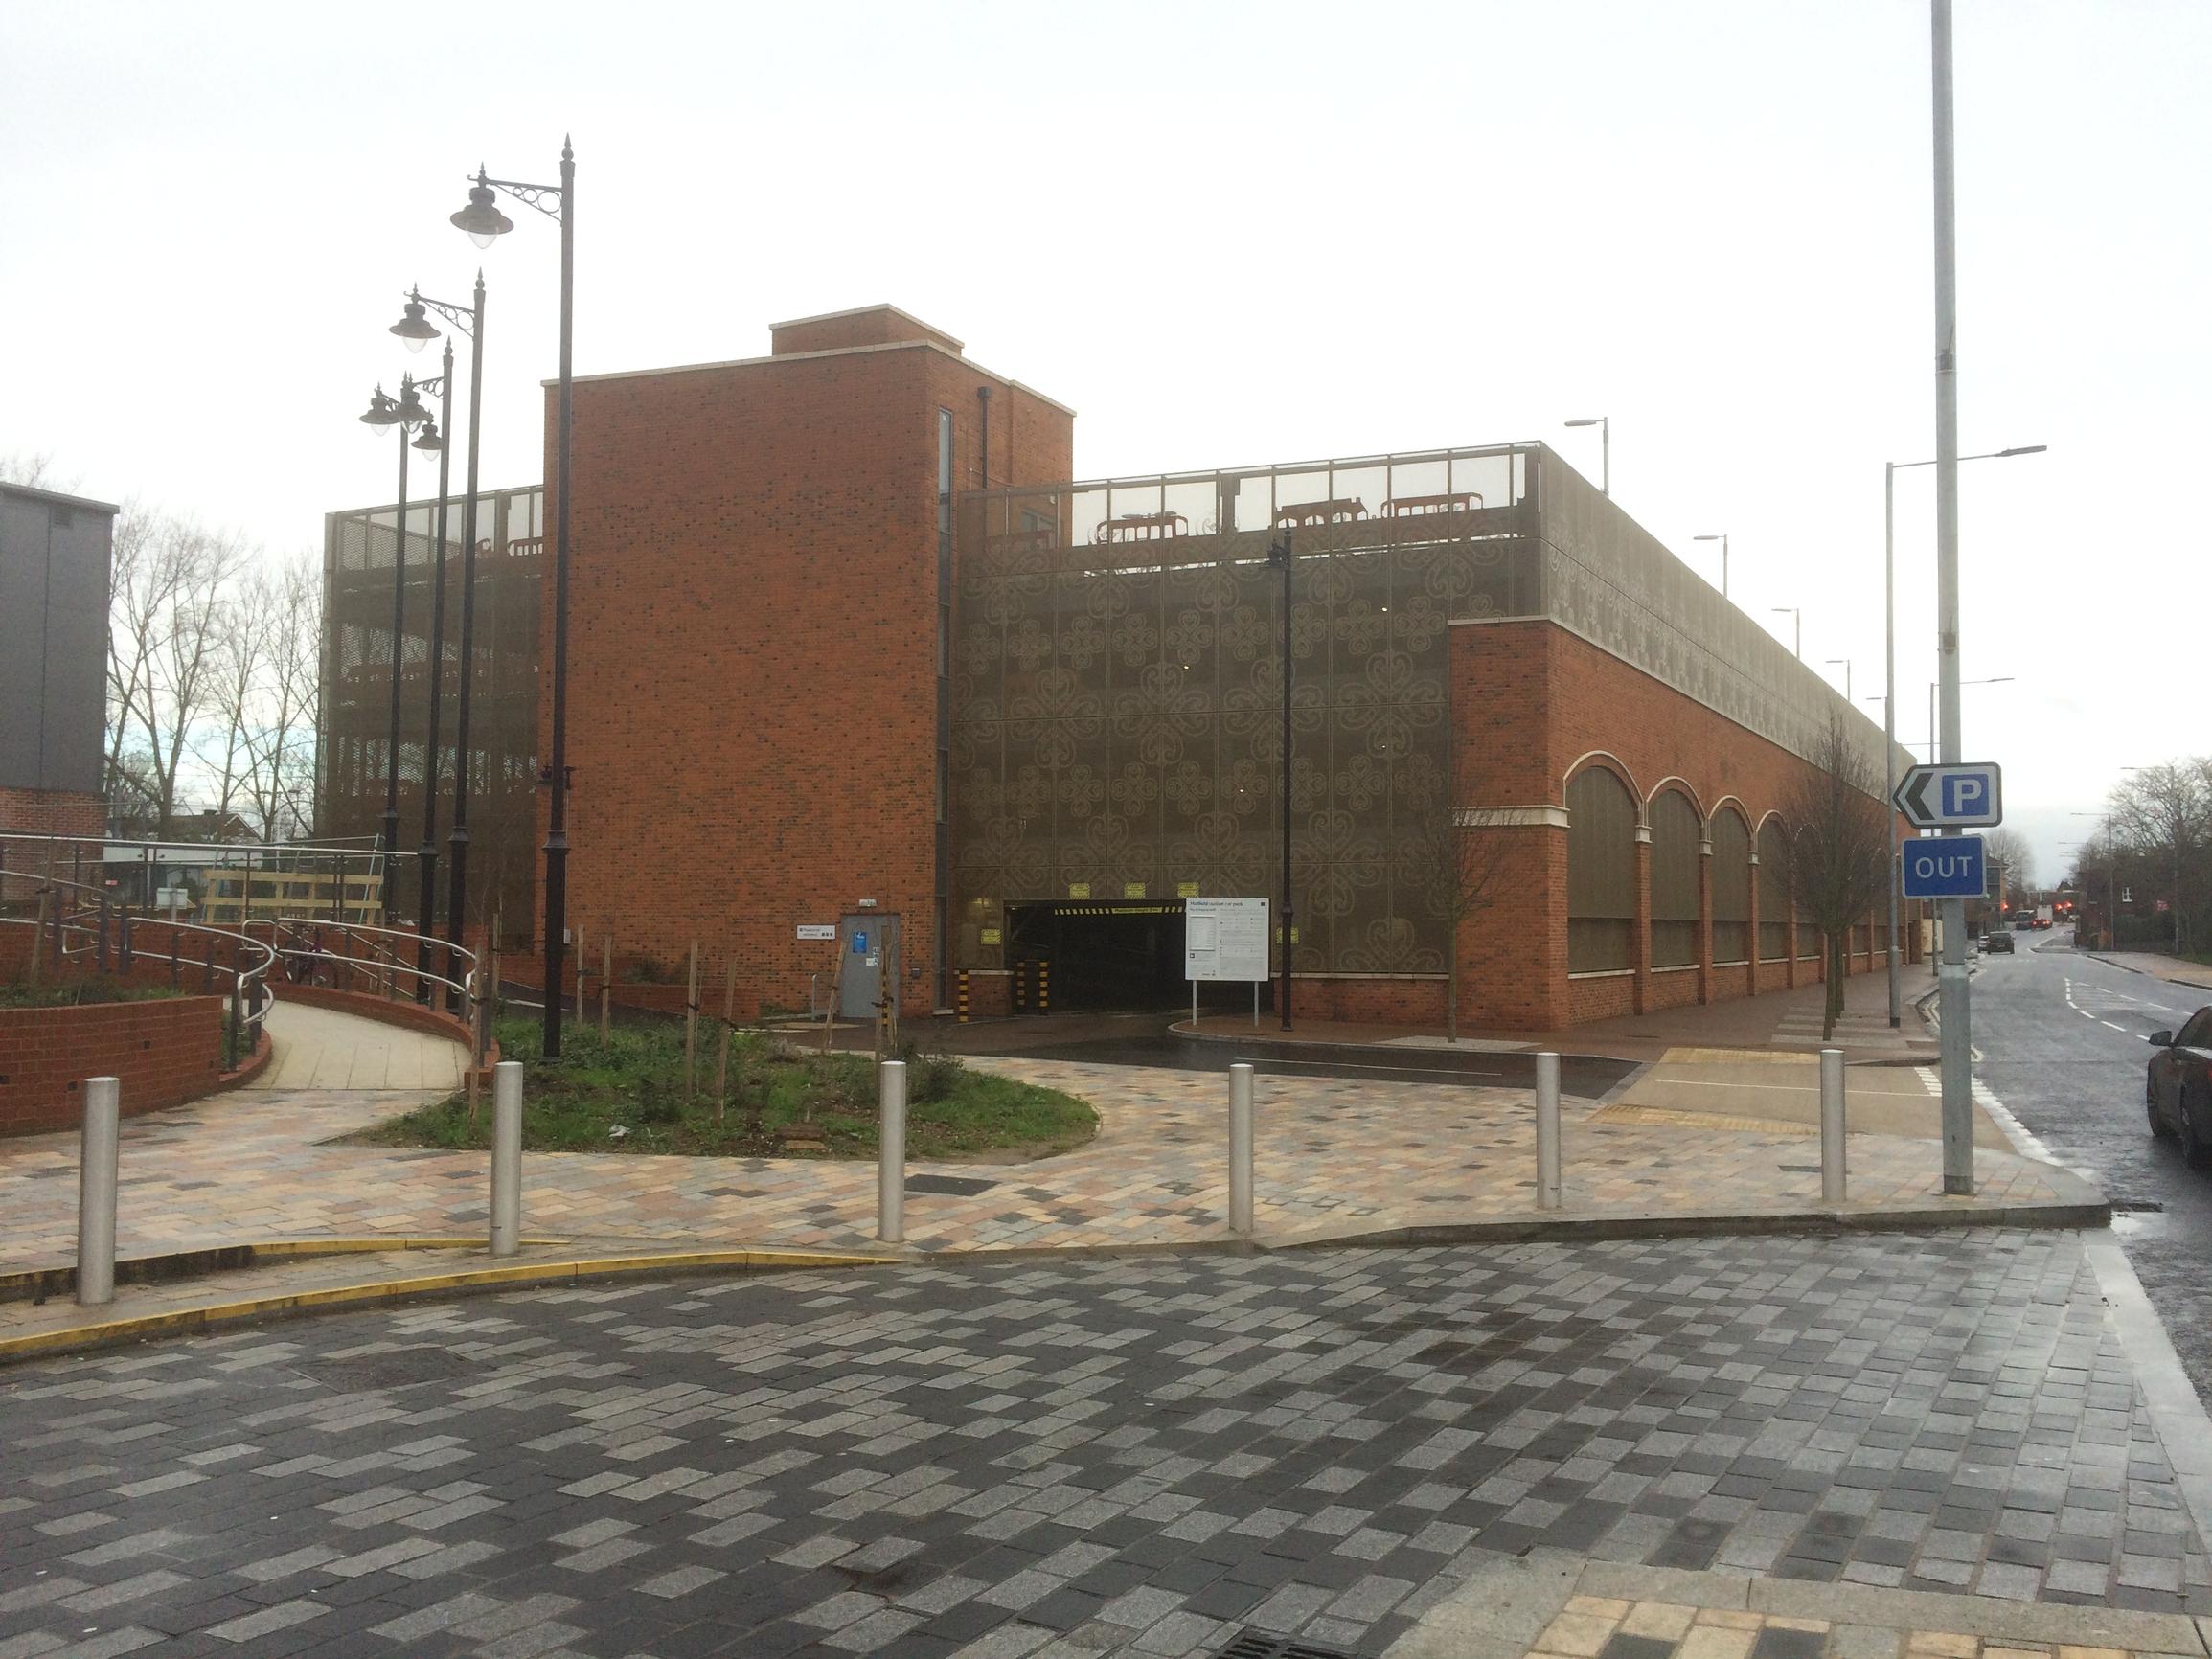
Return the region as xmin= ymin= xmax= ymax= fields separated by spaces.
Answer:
xmin=321 ymin=305 xmax=1917 ymax=1031
xmin=0 ymin=481 xmax=116 ymax=899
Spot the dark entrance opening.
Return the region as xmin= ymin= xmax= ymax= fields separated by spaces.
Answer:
xmin=1006 ymin=899 xmax=1186 ymax=1012
xmin=1003 ymin=899 xmax=1279 ymax=1016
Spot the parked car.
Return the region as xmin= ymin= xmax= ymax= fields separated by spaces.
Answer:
xmin=2147 ymin=1007 xmax=2212 ymax=1167
xmin=1982 ymin=931 xmax=2015 ymax=954
xmin=2014 ymin=917 xmax=2034 ymax=930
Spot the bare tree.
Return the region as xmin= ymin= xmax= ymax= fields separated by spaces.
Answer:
xmin=1785 ymin=712 xmax=1893 ymax=1040
xmin=105 ymin=511 xmax=252 ymax=837
xmin=2109 ymin=761 xmax=2209 ymax=954
xmin=1985 ymin=828 xmax=2036 ymax=907
xmin=239 ymin=556 xmax=323 ymax=841
xmin=0 ymin=451 xmax=75 ymax=491
xmin=1404 ymin=771 xmax=1516 ymax=1044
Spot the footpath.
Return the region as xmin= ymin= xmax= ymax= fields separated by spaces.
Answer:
xmin=0 ymin=987 xmax=2096 ymax=1363
xmin=2089 ymin=950 xmax=2212 ymax=995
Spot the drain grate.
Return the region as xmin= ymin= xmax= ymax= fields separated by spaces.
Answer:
xmin=906 ymin=1174 xmax=998 ymax=1196
xmin=1214 ymin=1630 xmax=1361 ymax=1659
xmin=2111 ymin=1199 xmax=2166 ymax=1214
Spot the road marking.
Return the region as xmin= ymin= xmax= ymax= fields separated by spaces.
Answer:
xmin=2100 ymin=1020 xmax=2127 ymax=1031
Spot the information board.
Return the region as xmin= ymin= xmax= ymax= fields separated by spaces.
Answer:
xmin=1185 ymin=897 xmax=1269 ymax=982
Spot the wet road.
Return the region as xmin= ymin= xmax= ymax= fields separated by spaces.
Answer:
xmin=1971 ymin=929 xmax=2212 ymax=1405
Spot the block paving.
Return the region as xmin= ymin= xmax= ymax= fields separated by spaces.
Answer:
xmin=1 ymin=1233 xmax=2206 ymax=1658
xmin=0 ymin=1058 xmax=2078 ymax=1281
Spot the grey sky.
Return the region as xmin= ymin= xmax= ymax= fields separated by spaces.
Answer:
xmin=3 ymin=0 xmax=2203 ymax=884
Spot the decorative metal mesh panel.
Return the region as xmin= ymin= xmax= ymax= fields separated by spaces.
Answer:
xmin=950 ymin=448 xmax=1538 ymax=977
xmin=1566 ymin=765 xmax=1635 ymax=972
xmin=319 ymin=486 xmax=542 ymax=944
xmin=1758 ymin=818 xmax=1790 ymax=960
xmin=1649 ymin=788 xmax=1701 ymax=968
xmin=1710 ymin=807 xmax=1751 ymax=965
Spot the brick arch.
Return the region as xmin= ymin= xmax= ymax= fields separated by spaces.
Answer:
xmin=1645 ymin=776 xmax=1706 ymax=820
xmin=1707 ymin=795 xmax=1753 ymax=835
xmin=1562 ymin=750 xmax=1644 ymax=820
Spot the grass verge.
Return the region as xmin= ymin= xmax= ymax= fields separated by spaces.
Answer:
xmin=351 ymin=1015 xmax=1097 ymax=1161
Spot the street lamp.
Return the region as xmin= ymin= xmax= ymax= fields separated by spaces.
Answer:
xmin=1693 ymin=533 xmax=1728 ymax=598
xmin=393 ymin=330 xmax=456 ymax=1003
xmin=1563 ymin=417 xmax=1609 ymax=496
xmin=1266 ymin=527 xmax=1294 ymax=1033
xmin=1825 ymin=658 xmax=1852 ymax=700
xmin=358 ymin=372 xmax=433 ymax=924
xmin=1925 ymin=676 xmax=2012 ymax=763
xmin=1881 ymin=445 xmax=2042 ymax=1028
xmin=453 ymin=141 xmax=575 ymax=1061
xmin=386 ymin=278 xmax=489 ymax=1001
xmin=1770 ymin=607 xmax=1800 ymax=659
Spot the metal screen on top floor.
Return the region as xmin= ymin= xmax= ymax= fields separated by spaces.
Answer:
xmin=949 ymin=446 xmax=1539 ymax=980
xmin=319 ymin=486 xmax=542 ymax=947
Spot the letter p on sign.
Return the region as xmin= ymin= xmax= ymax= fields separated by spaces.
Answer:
xmin=1943 ymin=775 xmax=1984 ymax=816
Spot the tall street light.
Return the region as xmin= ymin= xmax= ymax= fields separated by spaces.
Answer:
xmin=1563 ymin=417 xmax=1609 ymax=496
xmin=1825 ymin=659 xmax=1853 ymax=700
xmin=1267 ymin=526 xmax=1294 ymax=1032
xmin=1925 ymin=675 xmax=2012 ymax=763
xmin=1770 ymin=607 xmax=1800 ymax=659
xmin=1882 ymin=443 xmax=2042 ymax=1028
xmin=391 ymin=278 xmax=489 ymax=998
xmin=453 ymin=140 xmax=575 ymax=1061
xmin=393 ymin=339 xmax=452 ymax=1003
xmin=358 ymin=375 xmax=433 ymax=924
xmin=1694 ymin=533 xmax=1728 ymax=598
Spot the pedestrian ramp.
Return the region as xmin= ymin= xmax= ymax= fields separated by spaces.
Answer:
xmin=1594 ymin=1046 xmax=2009 ymax=1146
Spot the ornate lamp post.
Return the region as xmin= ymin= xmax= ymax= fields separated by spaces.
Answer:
xmin=390 ymin=280 xmax=489 ymax=1003
xmin=357 ymin=375 xmax=434 ymax=924
xmin=451 ymin=141 xmax=576 ymax=1060
xmin=1267 ymin=526 xmax=1294 ymax=1032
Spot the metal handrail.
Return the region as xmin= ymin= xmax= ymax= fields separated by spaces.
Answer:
xmin=248 ymin=918 xmax=474 ymax=1007
xmin=0 ymin=898 xmax=281 ymax=1070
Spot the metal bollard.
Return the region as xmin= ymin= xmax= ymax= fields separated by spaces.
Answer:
xmin=1820 ymin=1047 xmax=1847 ymax=1203
xmin=1228 ymin=1063 xmax=1255 ymax=1236
xmin=878 ymin=1060 xmax=906 ymax=1243
xmin=78 ymin=1077 xmax=121 ymax=1307
xmin=490 ymin=1060 xmax=523 ymax=1257
xmin=1536 ymin=1052 xmax=1562 ymax=1211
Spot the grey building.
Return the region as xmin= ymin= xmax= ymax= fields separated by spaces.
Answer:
xmin=0 ymin=482 xmax=118 ymax=848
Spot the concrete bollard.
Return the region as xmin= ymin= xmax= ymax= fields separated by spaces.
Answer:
xmin=78 ymin=1077 xmax=121 ymax=1307
xmin=1536 ymin=1052 xmax=1562 ymax=1211
xmin=490 ymin=1060 xmax=523 ymax=1257
xmin=1228 ymin=1063 xmax=1255 ymax=1236
xmin=878 ymin=1060 xmax=907 ymax=1244
xmin=1820 ymin=1046 xmax=1847 ymax=1203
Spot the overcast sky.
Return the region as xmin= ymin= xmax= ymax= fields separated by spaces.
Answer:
xmin=3 ymin=1 xmax=2203 ymax=885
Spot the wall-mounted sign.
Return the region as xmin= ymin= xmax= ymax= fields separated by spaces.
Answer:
xmin=1124 ymin=882 xmax=1147 ymax=899
xmin=1185 ymin=896 xmax=1269 ymax=983
xmin=1068 ymin=882 xmax=1090 ymax=899
xmin=1176 ymin=882 xmax=1199 ymax=898
xmin=796 ymin=923 xmax=836 ymax=941
xmin=979 ymin=927 xmax=1002 ymax=945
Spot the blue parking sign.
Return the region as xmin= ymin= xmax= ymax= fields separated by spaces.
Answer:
xmin=1901 ymin=836 xmax=1986 ymax=899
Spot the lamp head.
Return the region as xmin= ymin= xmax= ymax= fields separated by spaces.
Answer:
xmin=450 ymin=169 xmax=513 ymax=249
xmin=1564 ymin=417 xmax=1604 ymax=428
xmin=390 ymin=289 xmax=440 ymax=352
xmin=358 ymin=386 xmax=401 ymax=430
xmin=393 ymin=383 xmax=432 ymax=428
xmin=411 ymin=419 xmax=445 ymax=455
xmin=1996 ymin=444 xmax=2048 ymax=457
xmin=1694 ymin=533 xmax=1723 ymax=542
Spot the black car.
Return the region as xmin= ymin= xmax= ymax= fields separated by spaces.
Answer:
xmin=1982 ymin=930 xmax=2015 ymax=954
xmin=2147 ymin=1007 xmax=2212 ymax=1167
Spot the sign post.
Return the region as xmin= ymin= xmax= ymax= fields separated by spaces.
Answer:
xmin=1893 ymin=760 xmax=2001 ymax=1196
xmin=1184 ymin=897 xmax=1269 ymax=1029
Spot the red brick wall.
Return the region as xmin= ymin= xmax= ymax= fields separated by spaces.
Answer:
xmin=0 ymin=996 xmax=227 ymax=1137
xmin=543 ymin=328 xmax=1073 ymax=1022
xmin=0 ymin=789 xmax=103 ymax=903
xmin=1453 ymin=620 xmax=1916 ymax=1031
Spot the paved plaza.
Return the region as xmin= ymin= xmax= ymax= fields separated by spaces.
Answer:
xmin=2 ymin=1233 xmax=2208 ymax=1658
xmin=0 ymin=1054 xmax=2091 ymax=1289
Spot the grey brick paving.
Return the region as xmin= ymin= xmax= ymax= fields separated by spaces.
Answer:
xmin=1 ymin=1232 xmax=2208 ymax=1659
